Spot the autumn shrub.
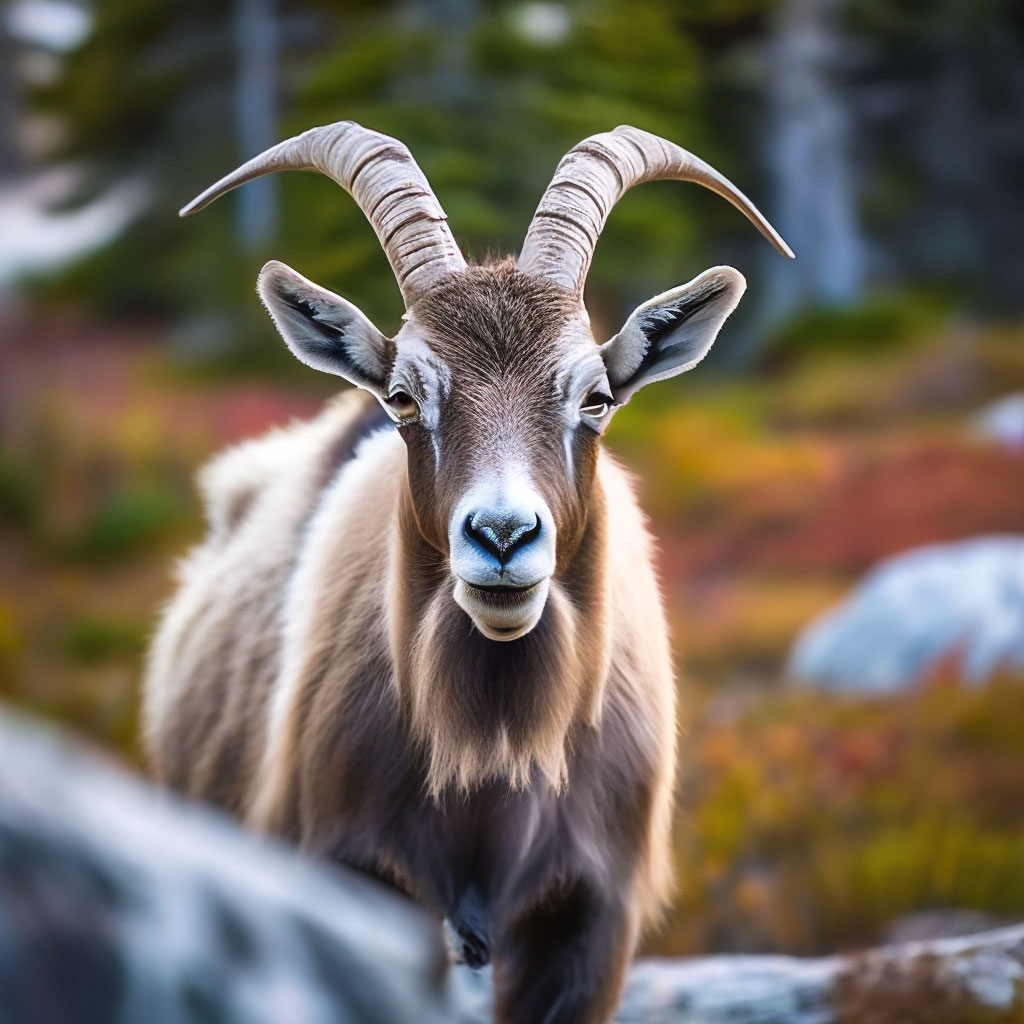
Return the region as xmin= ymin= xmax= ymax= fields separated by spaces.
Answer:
xmin=653 ymin=677 xmax=1024 ymax=957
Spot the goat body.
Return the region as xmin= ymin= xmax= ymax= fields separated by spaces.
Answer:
xmin=145 ymin=121 xmax=791 ymax=1024
xmin=146 ymin=381 xmax=675 ymax=1023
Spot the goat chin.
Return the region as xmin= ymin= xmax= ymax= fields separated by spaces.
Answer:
xmin=452 ymin=577 xmax=550 ymax=641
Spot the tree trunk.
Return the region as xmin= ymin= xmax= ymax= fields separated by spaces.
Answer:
xmin=0 ymin=17 xmax=23 ymax=179
xmin=233 ymin=0 xmax=277 ymax=247
xmin=761 ymin=0 xmax=865 ymax=320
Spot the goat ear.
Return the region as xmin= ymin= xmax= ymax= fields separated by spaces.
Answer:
xmin=600 ymin=267 xmax=746 ymax=404
xmin=258 ymin=260 xmax=392 ymax=392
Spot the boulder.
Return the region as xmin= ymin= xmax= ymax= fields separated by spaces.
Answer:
xmin=973 ymin=393 xmax=1024 ymax=451
xmin=788 ymin=536 xmax=1024 ymax=693
xmin=0 ymin=712 xmax=459 ymax=1024
xmin=3 ymin=710 xmax=1024 ymax=1023
xmin=618 ymin=926 xmax=1024 ymax=1023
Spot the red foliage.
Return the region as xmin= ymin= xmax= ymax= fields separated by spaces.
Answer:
xmin=662 ymin=441 xmax=1024 ymax=581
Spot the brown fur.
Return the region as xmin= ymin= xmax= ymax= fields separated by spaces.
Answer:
xmin=144 ymin=262 xmax=677 ymax=1024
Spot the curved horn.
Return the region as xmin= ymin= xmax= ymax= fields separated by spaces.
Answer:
xmin=518 ymin=125 xmax=794 ymax=294
xmin=180 ymin=120 xmax=466 ymax=305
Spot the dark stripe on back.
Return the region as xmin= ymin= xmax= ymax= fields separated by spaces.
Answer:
xmin=318 ymin=390 xmax=393 ymax=491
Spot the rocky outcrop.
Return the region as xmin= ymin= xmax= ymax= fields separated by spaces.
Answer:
xmin=0 ymin=712 xmax=457 ymax=1024
xmin=789 ymin=536 xmax=1024 ymax=693
xmin=974 ymin=393 xmax=1024 ymax=451
xmin=2 ymin=710 xmax=1023 ymax=1023
xmin=618 ymin=926 xmax=1024 ymax=1023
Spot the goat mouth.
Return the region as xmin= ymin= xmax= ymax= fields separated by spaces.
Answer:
xmin=466 ymin=581 xmax=538 ymax=595
xmin=464 ymin=581 xmax=540 ymax=607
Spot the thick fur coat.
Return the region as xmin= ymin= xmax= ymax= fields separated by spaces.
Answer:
xmin=145 ymin=263 xmax=693 ymax=1024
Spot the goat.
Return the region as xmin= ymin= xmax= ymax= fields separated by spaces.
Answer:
xmin=143 ymin=121 xmax=792 ymax=1024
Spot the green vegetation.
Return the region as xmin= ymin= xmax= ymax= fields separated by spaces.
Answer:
xmin=655 ymin=677 xmax=1024 ymax=957
xmin=57 ymin=483 xmax=192 ymax=564
xmin=0 ymin=454 xmax=38 ymax=531
xmin=56 ymin=615 xmax=148 ymax=664
xmin=766 ymin=291 xmax=947 ymax=363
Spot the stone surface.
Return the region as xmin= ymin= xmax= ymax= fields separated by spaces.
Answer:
xmin=789 ymin=536 xmax=1024 ymax=693
xmin=617 ymin=925 xmax=1024 ymax=1022
xmin=2 ymin=710 xmax=1024 ymax=1023
xmin=973 ymin=393 xmax=1024 ymax=451
xmin=0 ymin=712 xmax=457 ymax=1024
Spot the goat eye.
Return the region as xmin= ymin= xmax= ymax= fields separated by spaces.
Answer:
xmin=579 ymin=392 xmax=613 ymax=418
xmin=386 ymin=390 xmax=419 ymax=421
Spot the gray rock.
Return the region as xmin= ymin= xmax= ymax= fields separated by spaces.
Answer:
xmin=0 ymin=711 xmax=459 ymax=1024
xmin=616 ymin=923 xmax=1024 ymax=1023
xmin=3 ymin=710 xmax=1024 ymax=1023
xmin=973 ymin=393 xmax=1024 ymax=450
xmin=617 ymin=955 xmax=837 ymax=1024
xmin=881 ymin=909 xmax=1015 ymax=946
xmin=788 ymin=536 xmax=1024 ymax=693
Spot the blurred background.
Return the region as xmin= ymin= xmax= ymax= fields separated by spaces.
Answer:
xmin=1 ymin=0 xmax=1023 ymax=961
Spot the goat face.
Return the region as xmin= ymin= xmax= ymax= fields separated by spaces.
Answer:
xmin=183 ymin=122 xmax=790 ymax=641
xmin=401 ymin=265 xmax=601 ymax=641
xmin=258 ymin=258 xmax=748 ymax=642
xmin=259 ymin=261 xmax=602 ymax=641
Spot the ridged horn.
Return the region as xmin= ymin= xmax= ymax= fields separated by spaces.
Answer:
xmin=518 ymin=125 xmax=794 ymax=294
xmin=180 ymin=120 xmax=466 ymax=305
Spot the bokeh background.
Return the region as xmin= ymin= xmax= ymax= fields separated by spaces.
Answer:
xmin=2 ymin=0 xmax=1023 ymax=960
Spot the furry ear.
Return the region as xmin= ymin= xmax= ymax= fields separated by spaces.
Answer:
xmin=600 ymin=267 xmax=746 ymax=404
xmin=258 ymin=260 xmax=392 ymax=393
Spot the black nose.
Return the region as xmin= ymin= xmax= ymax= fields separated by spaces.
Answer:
xmin=464 ymin=508 xmax=541 ymax=566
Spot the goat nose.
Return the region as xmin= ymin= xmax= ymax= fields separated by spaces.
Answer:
xmin=464 ymin=508 xmax=542 ymax=566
